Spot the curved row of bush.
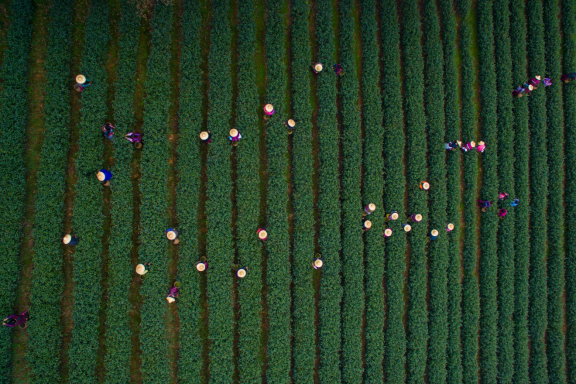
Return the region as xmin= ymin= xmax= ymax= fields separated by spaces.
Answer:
xmin=103 ymin=1 xmax=140 ymax=381
xmin=456 ymin=1 xmax=480 ymax=381
xmin=263 ymin=0 xmax=291 ymax=382
xmin=27 ymin=1 xmax=74 ymax=381
xmin=421 ymin=0 xmax=448 ymax=382
xmin=338 ymin=0 xmax=364 ymax=382
xmin=493 ymin=0 xmax=515 ymax=381
xmin=526 ymin=1 xmax=550 ymax=382
xmin=476 ymin=1 xmax=499 ymax=382
xmin=138 ymin=3 xmax=174 ymax=382
xmin=175 ymin=1 xmax=203 ymax=382
xmin=379 ymin=0 xmax=407 ymax=380
xmin=438 ymin=0 xmax=463 ymax=381
xmin=235 ymin=0 xmax=264 ymax=381
xmin=510 ymin=1 xmax=530 ymax=382
xmin=290 ymin=0 xmax=316 ymax=381
xmin=0 ymin=0 xmax=33 ymax=380
xmin=68 ymin=0 xmax=110 ymax=381
xmin=543 ymin=0 xmax=566 ymax=381
xmin=315 ymin=0 xmax=342 ymax=381
xmin=360 ymin=0 xmax=385 ymax=381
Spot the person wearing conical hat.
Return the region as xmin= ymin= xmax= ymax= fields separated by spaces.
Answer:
xmin=3 ymin=311 xmax=29 ymax=329
xmin=332 ymin=64 xmax=344 ymax=76
xmin=446 ymin=223 xmax=454 ymax=232
xmin=229 ymin=129 xmax=242 ymax=146
xmin=476 ymin=141 xmax=486 ymax=153
xmin=136 ymin=263 xmax=150 ymax=276
xmin=312 ymin=63 xmax=323 ymax=74
xmin=402 ymin=223 xmax=411 ymax=232
xmin=498 ymin=208 xmax=507 ymax=218
xmin=125 ymin=132 xmax=142 ymax=147
xmin=285 ymin=119 xmax=296 ymax=134
xmin=383 ymin=228 xmax=393 ymax=237
xmin=386 ymin=211 xmax=399 ymax=221
xmin=97 ymin=169 xmax=112 ymax=186
xmin=429 ymin=229 xmax=439 ymax=241
xmin=75 ymin=74 xmax=90 ymax=92
xmin=561 ymin=73 xmax=576 ymax=83
xmin=512 ymin=86 xmax=525 ymax=97
xmin=264 ymin=104 xmax=275 ymax=117
xmin=312 ymin=257 xmax=323 ymax=270
xmin=478 ymin=199 xmax=492 ymax=212
xmin=166 ymin=286 xmax=179 ymax=303
xmin=63 ymin=234 xmax=79 ymax=245
xmin=410 ymin=214 xmax=422 ymax=223
xmin=101 ymin=123 xmax=115 ymax=141
xmin=166 ymin=228 xmax=179 ymax=244
xmin=363 ymin=219 xmax=372 ymax=231
xmin=510 ymin=198 xmax=519 ymax=207
xmin=196 ymin=259 xmax=208 ymax=272
xmin=419 ymin=181 xmax=430 ymax=190
xmin=199 ymin=131 xmax=212 ymax=143
xmin=529 ymin=75 xmax=541 ymax=89
xmin=363 ymin=203 xmax=376 ymax=216
xmin=498 ymin=192 xmax=508 ymax=201
xmin=523 ymin=83 xmax=533 ymax=96
xmin=237 ymin=267 xmax=247 ymax=278
xmin=257 ymin=228 xmax=267 ymax=241
xmin=462 ymin=141 xmax=476 ymax=152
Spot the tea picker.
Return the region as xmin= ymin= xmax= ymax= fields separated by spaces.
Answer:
xmin=196 ymin=257 xmax=208 ymax=272
xmin=97 ymin=169 xmax=112 ymax=187
xmin=74 ymin=74 xmax=90 ymax=92
xmin=63 ymin=234 xmax=79 ymax=246
xmin=429 ymin=229 xmax=439 ymax=241
xmin=229 ymin=129 xmax=242 ymax=146
xmin=125 ymin=132 xmax=143 ymax=149
xmin=264 ymin=104 xmax=275 ymax=119
xmin=285 ymin=119 xmax=296 ymax=134
xmin=101 ymin=123 xmax=115 ymax=141
xmin=3 ymin=311 xmax=29 ymax=329
xmin=311 ymin=63 xmax=323 ymax=75
xmin=312 ymin=255 xmax=323 ymax=270
xmin=257 ymin=228 xmax=267 ymax=242
xmin=363 ymin=203 xmax=376 ymax=217
xmin=166 ymin=228 xmax=180 ymax=245
xmin=199 ymin=131 xmax=211 ymax=143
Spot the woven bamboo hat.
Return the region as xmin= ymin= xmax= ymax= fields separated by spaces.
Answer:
xmin=196 ymin=262 xmax=206 ymax=272
xmin=237 ymin=269 xmax=247 ymax=278
xmin=76 ymin=75 xmax=86 ymax=84
xmin=265 ymin=104 xmax=274 ymax=112
xmin=200 ymin=131 xmax=209 ymax=140
xmin=258 ymin=229 xmax=268 ymax=239
xmin=470 ymin=141 xmax=476 ymax=147
xmin=63 ymin=234 xmax=71 ymax=244
xmin=230 ymin=129 xmax=238 ymax=137
xmin=314 ymin=63 xmax=323 ymax=72
xmin=478 ymin=141 xmax=485 ymax=146
xmin=536 ymin=75 xmax=541 ymax=80
xmin=166 ymin=297 xmax=175 ymax=303
xmin=528 ymin=84 xmax=534 ymax=90
xmin=431 ymin=229 xmax=439 ymax=237
xmin=390 ymin=212 xmax=399 ymax=220
xmin=403 ymin=224 xmax=412 ymax=232
xmin=136 ymin=264 xmax=146 ymax=275
xmin=447 ymin=223 xmax=455 ymax=230
xmin=368 ymin=203 xmax=376 ymax=211
xmin=287 ymin=119 xmax=296 ymax=127
xmin=414 ymin=214 xmax=422 ymax=222
xmin=421 ymin=181 xmax=430 ymax=190
xmin=364 ymin=220 xmax=372 ymax=229
xmin=384 ymin=228 xmax=392 ymax=237
xmin=97 ymin=171 xmax=105 ymax=181
xmin=166 ymin=230 xmax=177 ymax=240
xmin=314 ymin=259 xmax=323 ymax=268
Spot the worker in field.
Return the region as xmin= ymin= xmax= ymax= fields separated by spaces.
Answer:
xmin=419 ymin=181 xmax=430 ymax=190
xmin=257 ymin=228 xmax=267 ymax=242
xmin=125 ymin=132 xmax=142 ymax=148
xmin=386 ymin=211 xmax=399 ymax=221
xmin=333 ymin=64 xmax=344 ymax=76
xmin=166 ymin=228 xmax=179 ymax=244
xmin=363 ymin=203 xmax=376 ymax=216
xmin=229 ymin=129 xmax=242 ymax=146
xmin=196 ymin=257 xmax=208 ymax=272
xmin=445 ymin=141 xmax=460 ymax=150
xmin=312 ymin=256 xmax=323 ymax=270
xmin=429 ymin=229 xmax=439 ymax=241
xmin=264 ymin=104 xmax=275 ymax=119
xmin=101 ymin=123 xmax=114 ymax=141
xmin=199 ymin=131 xmax=211 ymax=143
xmin=446 ymin=223 xmax=454 ymax=232
xmin=383 ymin=228 xmax=393 ymax=237
xmin=561 ymin=72 xmax=576 ymax=83
xmin=498 ymin=192 xmax=509 ymax=201
xmin=523 ymin=83 xmax=533 ymax=96
xmin=363 ymin=219 xmax=372 ymax=231
xmin=237 ymin=267 xmax=247 ymax=278
xmin=529 ymin=75 xmax=541 ymax=89
xmin=402 ymin=223 xmax=412 ymax=232
xmin=498 ymin=209 xmax=507 ymax=218
xmin=97 ymin=169 xmax=112 ymax=187
xmin=3 ymin=311 xmax=29 ymax=329
xmin=512 ymin=86 xmax=525 ymax=97
xmin=285 ymin=119 xmax=295 ymax=134
xmin=476 ymin=141 xmax=486 ymax=153
xmin=136 ymin=263 xmax=150 ymax=280
xmin=312 ymin=63 xmax=323 ymax=74
xmin=63 ymin=234 xmax=79 ymax=245
xmin=511 ymin=198 xmax=519 ymax=207
xmin=74 ymin=74 xmax=90 ymax=92
xmin=478 ymin=199 xmax=492 ymax=212
xmin=166 ymin=284 xmax=179 ymax=303
xmin=461 ymin=141 xmax=476 ymax=152
xmin=544 ymin=77 xmax=553 ymax=86
xmin=410 ymin=214 xmax=422 ymax=223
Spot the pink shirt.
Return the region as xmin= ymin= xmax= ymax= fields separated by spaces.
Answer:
xmin=477 ymin=144 xmax=485 ymax=152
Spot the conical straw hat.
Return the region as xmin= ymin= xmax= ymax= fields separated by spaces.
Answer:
xmin=421 ymin=182 xmax=430 ymax=190
xmin=265 ymin=104 xmax=274 ymax=112
xmin=258 ymin=229 xmax=267 ymax=239
xmin=478 ymin=141 xmax=485 ymax=146
xmin=431 ymin=229 xmax=439 ymax=237
xmin=314 ymin=63 xmax=323 ymax=72
xmin=536 ymin=75 xmax=541 ymax=80
xmin=196 ymin=262 xmax=206 ymax=272
xmin=166 ymin=230 xmax=176 ymax=240
xmin=287 ymin=119 xmax=295 ymax=127
xmin=76 ymin=75 xmax=86 ymax=84
xmin=390 ymin=212 xmax=399 ymax=220
xmin=528 ymin=84 xmax=534 ymax=90
xmin=368 ymin=203 xmax=376 ymax=211
xmin=384 ymin=228 xmax=392 ymax=237
xmin=403 ymin=224 xmax=412 ymax=232
xmin=97 ymin=171 xmax=105 ymax=181
xmin=414 ymin=214 xmax=422 ymax=222
xmin=237 ymin=269 xmax=247 ymax=278
xmin=230 ymin=129 xmax=238 ymax=137
xmin=314 ymin=259 xmax=323 ymax=268
xmin=166 ymin=297 xmax=175 ymax=303
xmin=364 ymin=220 xmax=372 ymax=229
xmin=470 ymin=141 xmax=476 ymax=147
xmin=200 ymin=131 xmax=209 ymax=140
xmin=447 ymin=223 xmax=455 ymax=230
xmin=63 ymin=234 xmax=71 ymax=244
xmin=136 ymin=264 xmax=146 ymax=275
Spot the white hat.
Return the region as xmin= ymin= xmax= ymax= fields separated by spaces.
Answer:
xmin=314 ymin=259 xmax=323 ymax=268
xmin=166 ymin=297 xmax=175 ymax=303
xmin=136 ymin=264 xmax=147 ymax=275
xmin=364 ymin=220 xmax=372 ymax=229
xmin=265 ymin=104 xmax=274 ymax=112
xmin=447 ymin=223 xmax=455 ymax=230
xmin=478 ymin=141 xmax=485 ymax=146
xmin=414 ymin=214 xmax=422 ymax=222
xmin=237 ymin=269 xmax=247 ymax=278
xmin=166 ymin=230 xmax=177 ymax=240
xmin=63 ymin=234 xmax=71 ymax=244
xmin=390 ymin=212 xmax=399 ymax=220
xmin=528 ymin=84 xmax=534 ymax=91
xmin=536 ymin=75 xmax=541 ymax=80
xmin=230 ymin=128 xmax=238 ymax=137
xmin=200 ymin=131 xmax=209 ymax=140
xmin=287 ymin=119 xmax=295 ymax=127
xmin=384 ymin=228 xmax=392 ymax=237
xmin=368 ymin=203 xmax=376 ymax=211
xmin=403 ymin=224 xmax=412 ymax=232
xmin=76 ymin=74 xmax=86 ymax=84
xmin=196 ymin=262 xmax=206 ymax=272
xmin=314 ymin=63 xmax=323 ymax=72
xmin=258 ymin=229 xmax=267 ymax=239
xmin=421 ymin=182 xmax=430 ymax=190
xmin=431 ymin=229 xmax=439 ymax=236
xmin=97 ymin=171 xmax=105 ymax=181
xmin=470 ymin=141 xmax=476 ymax=147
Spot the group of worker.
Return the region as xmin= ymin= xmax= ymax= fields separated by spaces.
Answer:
xmin=445 ymin=140 xmax=485 ymax=153
xmin=513 ymin=75 xmax=552 ymax=97
xmin=478 ymin=192 xmax=520 ymax=218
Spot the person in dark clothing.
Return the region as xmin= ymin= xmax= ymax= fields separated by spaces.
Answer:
xmin=3 ymin=311 xmax=29 ymax=328
xmin=478 ymin=199 xmax=492 ymax=212
xmin=63 ymin=234 xmax=79 ymax=245
xmin=101 ymin=123 xmax=114 ymax=141
xmin=512 ymin=86 xmax=525 ymax=97
xmin=333 ymin=64 xmax=344 ymax=76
